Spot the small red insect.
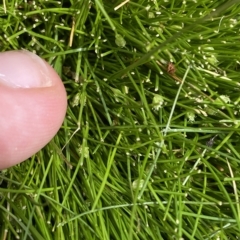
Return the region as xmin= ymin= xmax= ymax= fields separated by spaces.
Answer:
xmin=167 ymin=62 xmax=176 ymax=75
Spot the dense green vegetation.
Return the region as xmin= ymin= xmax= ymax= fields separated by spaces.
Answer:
xmin=1 ymin=0 xmax=240 ymax=239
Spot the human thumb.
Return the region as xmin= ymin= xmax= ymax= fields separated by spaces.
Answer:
xmin=0 ymin=50 xmax=67 ymax=169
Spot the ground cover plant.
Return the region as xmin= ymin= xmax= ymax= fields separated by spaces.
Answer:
xmin=1 ymin=0 xmax=240 ymax=239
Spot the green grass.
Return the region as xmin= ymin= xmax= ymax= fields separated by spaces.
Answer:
xmin=1 ymin=0 xmax=240 ymax=239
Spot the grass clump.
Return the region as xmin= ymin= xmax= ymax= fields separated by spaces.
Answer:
xmin=1 ymin=0 xmax=240 ymax=239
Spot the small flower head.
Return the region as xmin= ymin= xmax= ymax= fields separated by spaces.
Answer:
xmin=115 ymin=34 xmax=126 ymax=48
xmin=186 ymin=111 xmax=196 ymax=122
xmin=152 ymin=94 xmax=164 ymax=111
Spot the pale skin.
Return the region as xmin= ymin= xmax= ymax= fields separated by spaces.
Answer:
xmin=0 ymin=50 xmax=67 ymax=169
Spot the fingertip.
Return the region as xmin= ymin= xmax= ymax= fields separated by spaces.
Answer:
xmin=0 ymin=50 xmax=67 ymax=169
